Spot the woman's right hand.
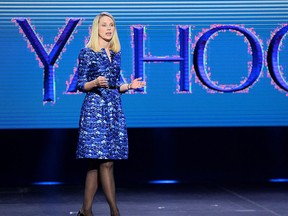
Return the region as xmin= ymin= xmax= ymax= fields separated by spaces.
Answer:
xmin=94 ymin=76 xmax=108 ymax=88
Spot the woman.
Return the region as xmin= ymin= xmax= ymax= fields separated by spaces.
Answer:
xmin=76 ymin=12 xmax=146 ymax=216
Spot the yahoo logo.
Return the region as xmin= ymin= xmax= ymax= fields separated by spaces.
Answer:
xmin=13 ymin=18 xmax=288 ymax=103
xmin=133 ymin=25 xmax=288 ymax=94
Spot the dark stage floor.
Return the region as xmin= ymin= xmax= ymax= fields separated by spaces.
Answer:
xmin=0 ymin=182 xmax=287 ymax=216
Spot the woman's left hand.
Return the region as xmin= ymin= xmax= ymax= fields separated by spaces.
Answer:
xmin=130 ymin=77 xmax=146 ymax=89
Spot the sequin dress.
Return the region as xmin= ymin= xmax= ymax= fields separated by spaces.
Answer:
xmin=76 ymin=47 xmax=128 ymax=160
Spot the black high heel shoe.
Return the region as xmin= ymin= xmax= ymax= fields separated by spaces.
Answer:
xmin=77 ymin=211 xmax=85 ymax=216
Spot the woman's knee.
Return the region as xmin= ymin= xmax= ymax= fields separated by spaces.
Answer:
xmin=100 ymin=161 xmax=114 ymax=170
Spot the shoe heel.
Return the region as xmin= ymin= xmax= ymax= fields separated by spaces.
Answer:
xmin=77 ymin=211 xmax=85 ymax=216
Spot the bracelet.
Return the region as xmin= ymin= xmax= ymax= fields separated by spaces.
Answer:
xmin=127 ymin=83 xmax=132 ymax=90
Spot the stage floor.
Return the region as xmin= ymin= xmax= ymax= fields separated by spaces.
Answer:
xmin=0 ymin=182 xmax=287 ymax=216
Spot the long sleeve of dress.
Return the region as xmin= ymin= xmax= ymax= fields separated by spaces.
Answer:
xmin=77 ymin=48 xmax=92 ymax=92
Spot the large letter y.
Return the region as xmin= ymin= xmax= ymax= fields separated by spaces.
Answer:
xmin=13 ymin=18 xmax=81 ymax=103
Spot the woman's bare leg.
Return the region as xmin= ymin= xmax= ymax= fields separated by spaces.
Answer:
xmin=99 ymin=161 xmax=120 ymax=216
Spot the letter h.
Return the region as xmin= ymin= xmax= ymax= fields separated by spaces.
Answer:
xmin=133 ymin=26 xmax=191 ymax=92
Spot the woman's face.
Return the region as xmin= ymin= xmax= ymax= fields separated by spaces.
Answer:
xmin=98 ymin=15 xmax=115 ymax=42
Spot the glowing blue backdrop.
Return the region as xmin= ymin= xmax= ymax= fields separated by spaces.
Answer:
xmin=1 ymin=0 xmax=288 ymax=128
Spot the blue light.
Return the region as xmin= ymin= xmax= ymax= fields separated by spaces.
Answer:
xmin=148 ymin=180 xmax=180 ymax=184
xmin=32 ymin=181 xmax=63 ymax=186
xmin=269 ymin=178 xmax=288 ymax=183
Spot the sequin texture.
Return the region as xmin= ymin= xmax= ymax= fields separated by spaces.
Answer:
xmin=76 ymin=47 xmax=128 ymax=159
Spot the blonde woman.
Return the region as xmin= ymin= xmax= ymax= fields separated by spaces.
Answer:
xmin=76 ymin=12 xmax=145 ymax=216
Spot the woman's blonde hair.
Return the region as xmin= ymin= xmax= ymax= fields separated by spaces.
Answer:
xmin=86 ymin=12 xmax=121 ymax=52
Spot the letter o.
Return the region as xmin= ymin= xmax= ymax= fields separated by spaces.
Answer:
xmin=193 ymin=25 xmax=263 ymax=92
xmin=267 ymin=25 xmax=288 ymax=92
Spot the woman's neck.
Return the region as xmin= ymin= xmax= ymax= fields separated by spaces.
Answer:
xmin=99 ymin=39 xmax=110 ymax=50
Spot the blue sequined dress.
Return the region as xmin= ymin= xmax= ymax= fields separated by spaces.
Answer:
xmin=76 ymin=47 xmax=128 ymax=160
